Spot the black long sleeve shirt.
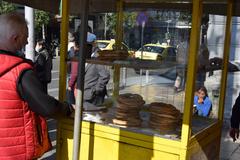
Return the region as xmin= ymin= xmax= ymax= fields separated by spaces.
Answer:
xmin=17 ymin=69 xmax=72 ymax=119
xmin=0 ymin=50 xmax=72 ymax=119
xmin=231 ymin=93 xmax=240 ymax=129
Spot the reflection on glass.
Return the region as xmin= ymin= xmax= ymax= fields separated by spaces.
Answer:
xmin=69 ymin=8 xmax=231 ymax=138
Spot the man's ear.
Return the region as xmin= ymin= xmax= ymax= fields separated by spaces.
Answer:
xmin=8 ymin=34 xmax=18 ymax=43
xmin=13 ymin=35 xmax=19 ymax=42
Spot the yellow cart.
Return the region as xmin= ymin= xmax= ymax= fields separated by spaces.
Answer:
xmin=55 ymin=0 xmax=234 ymax=160
xmin=4 ymin=0 xmax=235 ymax=159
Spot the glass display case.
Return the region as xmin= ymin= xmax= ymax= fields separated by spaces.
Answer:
xmin=55 ymin=0 xmax=233 ymax=160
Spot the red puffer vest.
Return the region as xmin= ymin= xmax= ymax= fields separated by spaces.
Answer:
xmin=0 ymin=54 xmax=52 ymax=160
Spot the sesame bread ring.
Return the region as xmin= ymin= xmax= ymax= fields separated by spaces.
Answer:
xmin=113 ymin=118 xmax=141 ymax=127
xmin=149 ymin=117 xmax=179 ymax=124
xmin=150 ymin=112 xmax=180 ymax=119
xmin=115 ymin=112 xmax=140 ymax=119
xmin=116 ymin=104 xmax=140 ymax=109
xmin=117 ymin=93 xmax=145 ymax=106
xmin=150 ymin=112 xmax=179 ymax=120
xmin=149 ymin=103 xmax=177 ymax=111
xmin=116 ymin=107 xmax=140 ymax=113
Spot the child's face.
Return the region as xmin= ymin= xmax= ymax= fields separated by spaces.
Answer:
xmin=197 ymin=90 xmax=206 ymax=99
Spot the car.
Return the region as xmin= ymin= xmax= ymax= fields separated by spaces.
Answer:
xmin=96 ymin=39 xmax=135 ymax=57
xmin=134 ymin=43 xmax=176 ymax=61
xmin=96 ymin=39 xmax=129 ymax=51
xmin=134 ymin=43 xmax=177 ymax=77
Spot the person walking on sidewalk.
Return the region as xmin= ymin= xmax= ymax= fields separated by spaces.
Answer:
xmin=230 ymin=93 xmax=240 ymax=142
xmin=174 ymin=35 xmax=189 ymax=92
xmin=0 ymin=13 xmax=73 ymax=159
xmin=35 ymin=39 xmax=53 ymax=93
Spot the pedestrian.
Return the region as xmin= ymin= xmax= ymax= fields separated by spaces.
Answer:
xmin=174 ymin=34 xmax=189 ymax=92
xmin=229 ymin=93 xmax=240 ymax=142
xmin=87 ymin=25 xmax=96 ymax=43
xmin=66 ymin=41 xmax=80 ymax=104
xmin=0 ymin=13 xmax=73 ymax=159
xmin=193 ymin=86 xmax=212 ymax=117
xmin=68 ymin=47 xmax=110 ymax=106
xmin=196 ymin=32 xmax=210 ymax=88
xmin=35 ymin=39 xmax=53 ymax=93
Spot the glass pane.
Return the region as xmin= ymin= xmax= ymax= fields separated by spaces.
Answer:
xmin=97 ymin=8 xmax=193 ymax=140
xmin=191 ymin=2 xmax=228 ymax=136
xmin=65 ymin=0 xmax=229 ymax=142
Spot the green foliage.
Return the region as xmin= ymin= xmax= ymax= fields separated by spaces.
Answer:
xmin=178 ymin=12 xmax=192 ymax=23
xmin=106 ymin=12 xmax=137 ymax=37
xmin=34 ymin=10 xmax=50 ymax=32
xmin=0 ymin=1 xmax=16 ymax=14
xmin=106 ymin=13 xmax=117 ymax=36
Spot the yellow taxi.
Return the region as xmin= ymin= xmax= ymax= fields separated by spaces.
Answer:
xmin=134 ymin=43 xmax=176 ymax=61
xmin=96 ymin=39 xmax=129 ymax=51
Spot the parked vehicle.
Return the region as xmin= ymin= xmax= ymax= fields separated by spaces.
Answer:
xmin=96 ymin=39 xmax=129 ymax=51
xmin=134 ymin=43 xmax=177 ymax=77
xmin=134 ymin=43 xmax=176 ymax=62
xmin=96 ymin=39 xmax=135 ymax=57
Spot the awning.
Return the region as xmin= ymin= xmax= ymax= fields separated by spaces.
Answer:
xmin=3 ymin=0 xmax=240 ymax=16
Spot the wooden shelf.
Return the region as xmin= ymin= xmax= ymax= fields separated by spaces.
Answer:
xmin=86 ymin=58 xmax=185 ymax=70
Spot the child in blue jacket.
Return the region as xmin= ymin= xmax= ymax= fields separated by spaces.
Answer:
xmin=193 ymin=86 xmax=212 ymax=117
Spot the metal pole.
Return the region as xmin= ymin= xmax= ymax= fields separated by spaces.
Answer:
xmin=122 ymin=67 xmax=127 ymax=87
xmin=104 ymin=13 xmax=107 ymax=39
xmin=72 ymin=0 xmax=89 ymax=159
xmin=180 ymin=0 xmax=202 ymax=159
xmin=140 ymin=22 xmax=145 ymax=59
xmin=216 ymin=1 xmax=233 ymax=159
xmin=218 ymin=0 xmax=233 ymax=121
xmin=56 ymin=0 xmax=69 ymax=159
xmin=113 ymin=0 xmax=123 ymax=98
xmin=58 ymin=0 xmax=69 ymax=102
xmin=140 ymin=22 xmax=145 ymax=86
xmin=42 ymin=24 xmax=46 ymax=40
xmin=25 ymin=7 xmax=35 ymax=61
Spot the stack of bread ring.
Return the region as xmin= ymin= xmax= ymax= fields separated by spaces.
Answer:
xmin=97 ymin=50 xmax=129 ymax=61
xmin=112 ymin=93 xmax=145 ymax=127
xmin=149 ymin=102 xmax=181 ymax=133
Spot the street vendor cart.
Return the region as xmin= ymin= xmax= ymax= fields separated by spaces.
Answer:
xmin=4 ymin=0 xmax=237 ymax=159
xmin=55 ymin=0 xmax=234 ymax=160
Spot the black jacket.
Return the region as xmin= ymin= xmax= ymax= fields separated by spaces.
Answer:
xmin=0 ymin=50 xmax=72 ymax=119
xmin=35 ymin=48 xmax=52 ymax=83
xmin=231 ymin=93 xmax=240 ymax=129
xmin=17 ymin=69 xmax=72 ymax=119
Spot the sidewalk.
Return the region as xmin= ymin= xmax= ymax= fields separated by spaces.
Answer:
xmin=220 ymin=120 xmax=240 ymax=160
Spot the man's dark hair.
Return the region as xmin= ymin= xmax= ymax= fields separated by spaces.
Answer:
xmin=37 ymin=39 xmax=45 ymax=46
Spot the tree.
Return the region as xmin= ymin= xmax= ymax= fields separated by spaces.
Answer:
xmin=0 ymin=1 xmax=16 ymax=14
xmin=34 ymin=10 xmax=50 ymax=39
xmin=106 ymin=12 xmax=137 ymax=38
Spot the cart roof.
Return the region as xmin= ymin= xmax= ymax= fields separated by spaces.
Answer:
xmin=3 ymin=0 xmax=240 ymax=16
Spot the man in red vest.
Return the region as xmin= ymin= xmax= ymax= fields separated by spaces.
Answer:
xmin=0 ymin=13 xmax=73 ymax=159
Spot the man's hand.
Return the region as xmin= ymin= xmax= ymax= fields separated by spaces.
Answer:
xmin=229 ymin=128 xmax=239 ymax=142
